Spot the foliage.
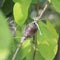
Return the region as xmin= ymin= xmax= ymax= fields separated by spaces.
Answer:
xmin=51 ymin=0 xmax=60 ymax=13
xmin=0 ymin=11 xmax=12 ymax=60
xmin=1 ymin=0 xmax=14 ymax=15
xmin=13 ymin=0 xmax=32 ymax=26
xmin=0 ymin=0 xmax=60 ymax=60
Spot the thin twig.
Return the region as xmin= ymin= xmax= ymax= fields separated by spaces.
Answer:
xmin=32 ymin=2 xmax=49 ymax=60
xmin=12 ymin=36 xmax=26 ymax=60
xmin=32 ymin=3 xmax=39 ymax=60
xmin=33 ymin=34 xmax=37 ymax=60
xmin=35 ymin=3 xmax=49 ymax=22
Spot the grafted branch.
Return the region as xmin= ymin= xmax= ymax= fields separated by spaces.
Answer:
xmin=12 ymin=2 xmax=49 ymax=60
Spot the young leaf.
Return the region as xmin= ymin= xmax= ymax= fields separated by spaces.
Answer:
xmin=37 ymin=20 xmax=58 ymax=60
xmin=51 ymin=0 xmax=60 ymax=13
xmin=0 ymin=11 xmax=12 ymax=60
xmin=13 ymin=0 xmax=32 ymax=26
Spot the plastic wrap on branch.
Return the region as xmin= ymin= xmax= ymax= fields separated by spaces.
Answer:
xmin=12 ymin=2 xmax=49 ymax=60
xmin=23 ymin=21 xmax=38 ymax=37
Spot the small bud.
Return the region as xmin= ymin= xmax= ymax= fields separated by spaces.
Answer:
xmin=23 ymin=22 xmax=38 ymax=37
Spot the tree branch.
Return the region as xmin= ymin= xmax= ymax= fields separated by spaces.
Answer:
xmin=32 ymin=2 xmax=49 ymax=60
xmin=33 ymin=34 xmax=37 ymax=60
xmin=12 ymin=36 xmax=26 ymax=60
xmin=35 ymin=3 xmax=49 ymax=22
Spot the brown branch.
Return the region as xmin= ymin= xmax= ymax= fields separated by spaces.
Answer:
xmin=33 ymin=34 xmax=37 ymax=60
xmin=35 ymin=3 xmax=49 ymax=22
xmin=12 ymin=36 xmax=26 ymax=60
xmin=32 ymin=2 xmax=49 ymax=60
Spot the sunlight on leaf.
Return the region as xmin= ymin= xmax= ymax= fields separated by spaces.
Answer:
xmin=0 ymin=11 xmax=12 ymax=60
xmin=37 ymin=20 xmax=58 ymax=60
xmin=13 ymin=0 xmax=32 ymax=26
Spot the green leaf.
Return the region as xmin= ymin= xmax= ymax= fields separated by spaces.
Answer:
xmin=16 ymin=39 xmax=32 ymax=60
xmin=26 ymin=47 xmax=45 ymax=60
xmin=51 ymin=0 xmax=60 ymax=13
xmin=2 ymin=0 xmax=14 ymax=15
xmin=15 ymin=24 xmax=26 ymax=41
xmin=37 ymin=20 xmax=58 ymax=60
xmin=13 ymin=0 xmax=32 ymax=26
xmin=32 ymin=0 xmax=39 ymax=4
xmin=35 ymin=51 xmax=45 ymax=60
xmin=0 ymin=0 xmax=5 ymax=8
xmin=26 ymin=49 xmax=33 ymax=60
xmin=13 ymin=0 xmax=20 ymax=3
xmin=0 ymin=11 xmax=12 ymax=60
